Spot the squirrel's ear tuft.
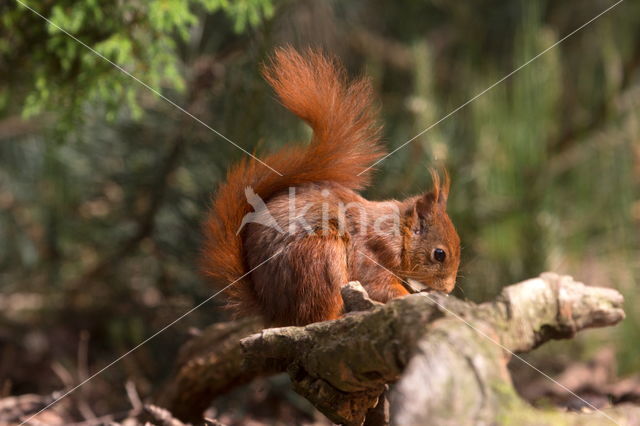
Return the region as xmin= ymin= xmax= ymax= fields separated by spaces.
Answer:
xmin=438 ymin=169 xmax=450 ymax=209
xmin=428 ymin=168 xmax=449 ymax=210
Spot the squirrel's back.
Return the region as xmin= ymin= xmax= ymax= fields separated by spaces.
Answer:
xmin=201 ymin=48 xmax=385 ymax=317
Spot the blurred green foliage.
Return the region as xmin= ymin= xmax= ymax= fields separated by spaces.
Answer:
xmin=1 ymin=0 xmax=274 ymax=122
xmin=0 ymin=0 xmax=639 ymax=418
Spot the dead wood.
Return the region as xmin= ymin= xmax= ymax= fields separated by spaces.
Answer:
xmin=159 ymin=273 xmax=631 ymax=425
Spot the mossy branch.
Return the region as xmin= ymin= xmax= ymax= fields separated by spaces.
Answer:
xmin=159 ymin=273 xmax=629 ymax=425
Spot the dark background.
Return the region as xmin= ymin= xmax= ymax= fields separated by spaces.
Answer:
xmin=1 ymin=0 xmax=639 ymax=423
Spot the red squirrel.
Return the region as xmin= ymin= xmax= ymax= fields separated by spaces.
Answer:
xmin=202 ymin=47 xmax=460 ymax=326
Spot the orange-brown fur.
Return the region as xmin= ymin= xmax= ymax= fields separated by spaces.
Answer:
xmin=202 ymin=47 xmax=460 ymax=326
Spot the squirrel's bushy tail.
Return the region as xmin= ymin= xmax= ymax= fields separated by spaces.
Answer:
xmin=202 ymin=47 xmax=385 ymax=315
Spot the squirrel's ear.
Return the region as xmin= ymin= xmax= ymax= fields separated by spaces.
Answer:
xmin=412 ymin=169 xmax=451 ymax=218
xmin=415 ymin=191 xmax=437 ymax=218
xmin=427 ymin=168 xmax=449 ymax=211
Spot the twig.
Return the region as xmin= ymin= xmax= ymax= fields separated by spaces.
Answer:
xmin=125 ymin=380 xmax=143 ymax=413
xmin=144 ymin=404 xmax=188 ymax=426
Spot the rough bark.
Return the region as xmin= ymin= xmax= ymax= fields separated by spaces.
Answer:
xmin=157 ymin=316 xmax=263 ymax=422
xmin=159 ymin=273 xmax=630 ymax=425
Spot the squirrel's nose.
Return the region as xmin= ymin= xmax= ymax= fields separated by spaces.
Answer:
xmin=443 ymin=276 xmax=456 ymax=293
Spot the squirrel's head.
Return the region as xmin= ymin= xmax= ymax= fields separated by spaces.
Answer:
xmin=401 ymin=170 xmax=460 ymax=293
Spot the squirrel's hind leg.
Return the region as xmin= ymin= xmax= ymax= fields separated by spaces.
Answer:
xmin=248 ymin=233 xmax=349 ymax=326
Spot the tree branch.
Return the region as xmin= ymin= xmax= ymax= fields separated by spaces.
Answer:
xmin=159 ymin=273 xmax=628 ymax=425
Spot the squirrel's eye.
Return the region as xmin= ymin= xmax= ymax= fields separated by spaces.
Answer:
xmin=433 ymin=248 xmax=446 ymax=263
